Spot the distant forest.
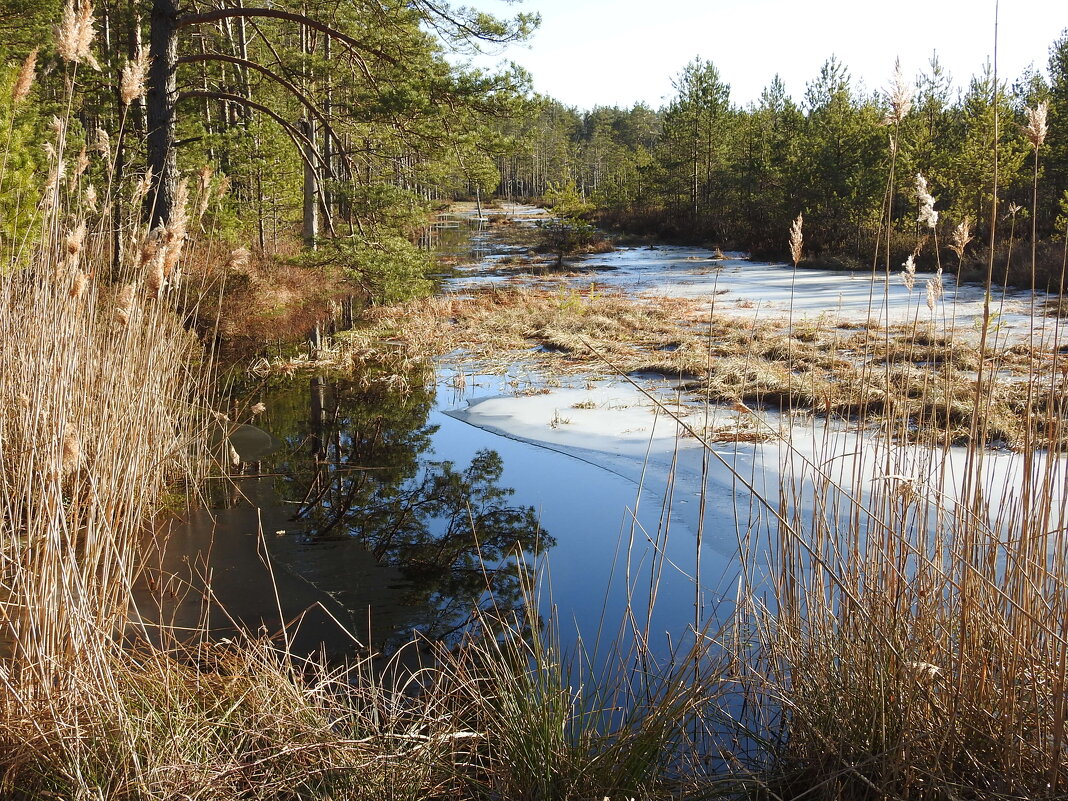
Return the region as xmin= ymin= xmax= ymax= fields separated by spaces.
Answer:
xmin=498 ymin=38 xmax=1068 ymax=276
xmin=1 ymin=1 xmax=1066 ymax=288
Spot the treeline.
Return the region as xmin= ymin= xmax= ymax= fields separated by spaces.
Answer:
xmin=6 ymin=1 xmax=1067 ymax=292
xmin=495 ymin=34 xmax=1068 ymax=279
xmin=0 ymin=0 xmax=535 ymax=300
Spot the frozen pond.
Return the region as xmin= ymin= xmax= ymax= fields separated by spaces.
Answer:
xmin=448 ymin=234 xmax=1067 ymax=350
xmin=147 ymin=208 xmax=1068 ymax=663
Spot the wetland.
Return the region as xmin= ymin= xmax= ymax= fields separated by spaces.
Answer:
xmin=170 ymin=203 xmax=1068 ymax=670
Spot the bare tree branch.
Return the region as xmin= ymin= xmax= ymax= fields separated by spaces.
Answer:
xmin=181 ymin=88 xmax=337 ymax=235
xmin=177 ymin=51 xmax=352 ymax=174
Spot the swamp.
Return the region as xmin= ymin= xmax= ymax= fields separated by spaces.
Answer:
xmin=3 ymin=1 xmax=1068 ymax=798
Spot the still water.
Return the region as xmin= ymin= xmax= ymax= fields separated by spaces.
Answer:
xmin=142 ymin=214 xmax=747 ymax=662
xmin=143 ymin=363 xmax=739 ymax=661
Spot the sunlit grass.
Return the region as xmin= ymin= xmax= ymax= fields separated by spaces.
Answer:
xmin=338 ymin=282 xmax=1068 ymax=449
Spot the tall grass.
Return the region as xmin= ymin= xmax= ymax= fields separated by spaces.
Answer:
xmin=0 ymin=240 xmax=201 ymax=672
xmin=725 ymin=63 xmax=1068 ymax=799
xmin=740 ymin=426 xmax=1068 ymax=797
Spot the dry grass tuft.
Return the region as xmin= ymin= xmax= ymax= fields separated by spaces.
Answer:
xmin=345 ymin=285 xmax=1068 ymax=449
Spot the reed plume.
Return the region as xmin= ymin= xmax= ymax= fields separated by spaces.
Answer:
xmin=1024 ymin=100 xmax=1048 ymax=150
xmin=915 ymin=173 xmax=938 ymax=229
xmin=139 ymin=228 xmax=165 ymax=298
xmin=925 ymin=270 xmax=943 ymax=310
xmin=145 ymin=249 xmax=165 ymax=298
xmin=131 ymin=167 xmax=153 ymax=211
xmin=120 ymin=46 xmax=150 ymax=105
xmin=227 ymin=246 xmax=251 ymax=271
xmin=195 ymin=166 xmax=214 ymax=221
xmin=68 ymin=144 xmax=89 ymax=190
xmin=162 ymin=178 xmax=190 ymax=279
xmin=789 ymin=213 xmax=803 ymax=266
xmin=115 ymin=283 xmax=135 ymax=326
xmin=902 ymin=253 xmax=916 ymax=291
xmin=885 ymin=58 xmax=912 ymax=125
xmin=61 ymin=219 xmax=87 ymax=273
xmin=215 ymin=174 xmax=231 ymax=199
xmin=949 ymin=217 xmax=972 ymax=261
xmin=61 ymin=429 xmax=81 ymax=477
xmin=12 ymin=48 xmax=37 ymax=103
xmin=55 ymin=0 xmax=99 ymax=69
xmin=94 ymin=126 xmax=110 ymax=158
xmin=54 ymin=0 xmax=79 ymax=62
xmin=70 ymin=270 xmax=88 ymax=300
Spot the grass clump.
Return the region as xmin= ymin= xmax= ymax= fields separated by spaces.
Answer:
xmin=345 ymin=284 xmax=1068 ymax=449
xmin=434 ymin=606 xmax=726 ymax=801
xmin=0 ymin=640 xmax=472 ymax=800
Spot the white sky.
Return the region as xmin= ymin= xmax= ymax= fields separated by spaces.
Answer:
xmin=455 ymin=0 xmax=1068 ymax=110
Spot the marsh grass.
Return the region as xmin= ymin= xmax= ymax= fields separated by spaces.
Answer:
xmin=0 ymin=78 xmax=472 ymax=801
xmin=0 ymin=259 xmax=202 ymax=675
xmin=343 ymin=284 xmax=1068 ymax=449
xmin=0 ymin=39 xmax=447 ymax=799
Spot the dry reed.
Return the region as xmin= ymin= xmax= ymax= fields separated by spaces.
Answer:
xmin=0 ymin=195 xmax=202 ymax=691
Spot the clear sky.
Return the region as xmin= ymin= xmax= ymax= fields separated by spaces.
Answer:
xmin=456 ymin=0 xmax=1067 ymax=110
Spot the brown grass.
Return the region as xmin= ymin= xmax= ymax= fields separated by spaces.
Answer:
xmin=341 ymin=285 xmax=1066 ymax=449
xmin=178 ymin=242 xmax=356 ymax=355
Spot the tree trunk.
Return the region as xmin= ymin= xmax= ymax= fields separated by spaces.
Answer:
xmin=147 ymin=0 xmax=179 ymax=229
xmin=322 ymin=34 xmax=333 ymax=216
xmin=256 ymin=158 xmax=266 ymax=250
xmin=301 ymin=117 xmax=319 ymax=247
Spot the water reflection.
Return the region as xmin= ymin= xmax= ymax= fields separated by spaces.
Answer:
xmin=158 ymin=362 xmax=552 ymax=658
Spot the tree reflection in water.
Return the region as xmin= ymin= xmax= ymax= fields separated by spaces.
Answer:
xmin=260 ymin=363 xmax=553 ymax=652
